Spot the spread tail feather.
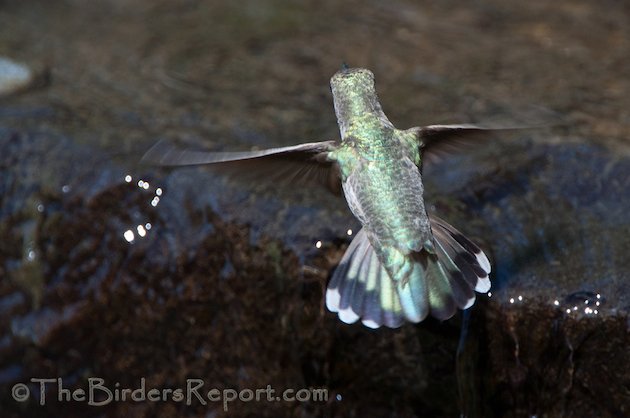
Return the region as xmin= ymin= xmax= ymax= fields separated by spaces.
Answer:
xmin=326 ymin=217 xmax=491 ymax=328
xmin=326 ymin=229 xmax=405 ymax=329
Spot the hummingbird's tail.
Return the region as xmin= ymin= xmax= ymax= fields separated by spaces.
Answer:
xmin=423 ymin=216 xmax=491 ymax=319
xmin=325 ymin=228 xmax=405 ymax=328
xmin=326 ymin=217 xmax=491 ymax=329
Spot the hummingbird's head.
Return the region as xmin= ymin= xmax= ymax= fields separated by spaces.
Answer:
xmin=330 ymin=67 xmax=375 ymax=97
xmin=330 ymin=68 xmax=389 ymax=138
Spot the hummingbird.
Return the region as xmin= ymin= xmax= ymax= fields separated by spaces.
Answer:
xmin=143 ymin=67 xmax=498 ymax=329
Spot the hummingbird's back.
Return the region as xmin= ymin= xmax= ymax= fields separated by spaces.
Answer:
xmin=330 ymin=67 xmax=432 ymax=255
xmin=341 ymin=140 xmax=432 ymax=256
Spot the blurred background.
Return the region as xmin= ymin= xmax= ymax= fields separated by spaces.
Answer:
xmin=1 ymin=0 xmax=629 ymax=417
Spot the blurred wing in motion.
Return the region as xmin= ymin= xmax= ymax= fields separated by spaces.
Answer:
xmin=142 ymin=139 xmax=341 ymax=194
xmin=412 ymin=104 xmax=561 ymax=167
xmin=412 ymin=124 xmax=529 ymax=167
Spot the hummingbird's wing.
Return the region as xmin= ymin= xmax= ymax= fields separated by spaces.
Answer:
xmin=142 ymin=139 xmax=341 ymax=194
xmin=412 ymin=124 xmax=527 ymax=167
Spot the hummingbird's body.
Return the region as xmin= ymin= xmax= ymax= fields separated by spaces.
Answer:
xmin=330 ymin=69 xmax=431 ymax=258
xmin=144 ymin=67 xmax=493 ymax=328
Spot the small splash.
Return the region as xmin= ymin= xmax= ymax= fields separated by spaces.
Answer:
xmin=507 ymin=294 xmax=525 ymax=304
xmin=123 ymin=230 xmax=135 ymax=243
xmin=557 ymin=291 xmax=604 ymax=316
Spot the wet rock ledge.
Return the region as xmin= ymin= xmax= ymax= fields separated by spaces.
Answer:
xmin=1 ymin=128 xmax=629 ymax=417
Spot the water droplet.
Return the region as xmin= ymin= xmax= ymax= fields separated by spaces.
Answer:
xmin=36 ymin=204 xmax=44 ymax=213
xmin=156 ymin=188 xmax=162 ymax=196
xmin=346 ymin=229 xmax=353 ymax=236
xmin=315 ymin=240 xmax=322 ymax=249
xmin=151 ymin=197 xmax=160 ymax=207
xmin=137 ymin=225 xmax=147 ymax=237
xmin=145 ymin=223 xmax=152 ymax=230
xmin=123 ymin=230 xmax=135 ymax=242
xmin=125 ymin=175 xmax=132 ymax=183
xmin=62 ymin=185 xmax=70 ymax=193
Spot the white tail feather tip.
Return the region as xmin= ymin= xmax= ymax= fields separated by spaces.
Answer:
xmin=475 ymin=275 xmax=491 ymax=293
xmin=338 ymin=307 xmax=360 ymax=324
xmin=463 ymin=296 xmax=476 ymax=310
xmin=476 ymin=251 xmax=491 ymax=274
xmin=326 ymin=288 xmax=341 ymax=312
xmin=362 ymin=319 xmax=380 ymax=329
